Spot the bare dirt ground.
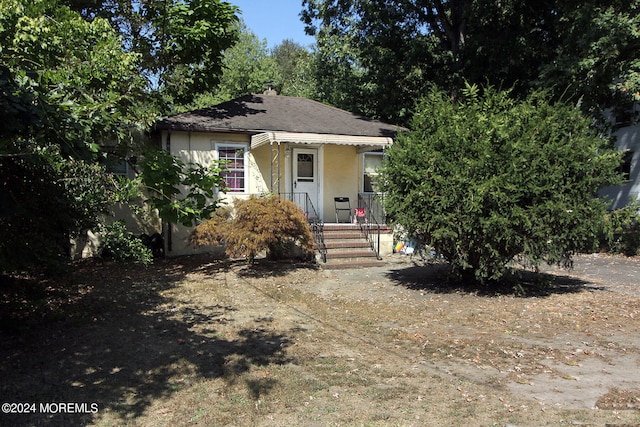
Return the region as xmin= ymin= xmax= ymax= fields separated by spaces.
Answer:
xmin=317 ymin=254 xmax=640 ymax=413
xmin=1 ymin=252 xmax=639 ymax=426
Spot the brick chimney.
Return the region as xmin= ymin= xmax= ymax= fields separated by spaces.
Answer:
xmin=264 ymin=82 xmax=277 ymax=95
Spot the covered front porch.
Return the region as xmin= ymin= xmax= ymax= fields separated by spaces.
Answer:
xmin=250 ymin=131 xmax=391 ymax=225
xmin=249 ymin=131 xmax=393 ymax=266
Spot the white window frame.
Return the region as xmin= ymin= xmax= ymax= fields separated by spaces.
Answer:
xmin=215 ymin=142 xmax=249 ymax=193
xmin=362 ymin=151 xmax=384 ymax=193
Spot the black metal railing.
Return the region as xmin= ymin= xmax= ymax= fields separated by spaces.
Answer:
xmin=358 ymin=192 xmax=386 ymax=224
xmin=279 ymin=192 xmax=326 ymax=262
xmin=357 ymin=193 xmax=383 ymax=259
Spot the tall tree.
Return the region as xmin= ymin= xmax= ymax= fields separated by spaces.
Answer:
xmin=181 ymin=28 xmax=319 ymax=109
xmin=303 ymin=0 xmax=640 ymax=125
xmin=464 ymin=0 xmax=640 ymax=118
xmin=271 ymin=39 xmax=317 ymax=98
xmin=213 ymin=21 xmax=276 ymax=101
xmin=1 ymin=0 xmax=230 ymax=273
xmin=304 ymin=0 xmax=448 ymax=123
xmin=185 ymin=20 xmax=276 ymax=109
xmin=65 ymin=0 xmax=240 ymax=106
xmin=1 ymin=0 xmax=151 ymax=272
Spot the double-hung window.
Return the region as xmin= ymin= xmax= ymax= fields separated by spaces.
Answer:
xmin=216 ymin=143 xmax=247 ymax=193
xmin=363 ymin=152 xmax=384 ymax=193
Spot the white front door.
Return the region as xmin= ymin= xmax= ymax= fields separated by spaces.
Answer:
xmin=292 ymin=148 xmax=319 ymax=217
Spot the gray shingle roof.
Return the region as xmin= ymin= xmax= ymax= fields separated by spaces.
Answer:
xmin=155 ymin=94 xmax=403 ymax=137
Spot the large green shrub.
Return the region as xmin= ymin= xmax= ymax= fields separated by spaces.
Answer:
xmin=100 ymin=221 xmax=153 ymax=266
xmin=602 ymin=203 xmax=640 ymax=256
xmin=0 ymin=147 xmax=114 ymax=274
xmin=190 ymin=195 xmax=315 ymax=263
xmin=381 ymin=84 xmax=623 ymax=283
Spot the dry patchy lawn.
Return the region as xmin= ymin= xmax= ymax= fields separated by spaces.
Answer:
xmin=1 ymin=254 xmax=639 ymax=426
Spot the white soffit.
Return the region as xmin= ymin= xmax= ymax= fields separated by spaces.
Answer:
xmin=250 ymin=131 xmax=392 ymax=151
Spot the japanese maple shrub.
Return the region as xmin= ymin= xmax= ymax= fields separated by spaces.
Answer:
xmin=190 ymin=195 xmax=315 ymax=262
xmin=381 ymin=84 xmax=623 ymax=283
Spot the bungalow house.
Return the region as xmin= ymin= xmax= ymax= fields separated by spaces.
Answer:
xmin=154 ymin=92 xmax=405 ymax=266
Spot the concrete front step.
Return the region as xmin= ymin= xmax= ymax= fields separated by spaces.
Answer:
xmin=324 ymin=223 xmax=393 ymax=233
xmin=326 ymin=250 xmax=377 ymax=260
xmin=323 ymin=232 xmax=364 ymax=240
xmin=325 ymin=241 xmax=371 ymax=250
xmin=324 ymin=224 xmax=363 ymax=230
xmin=319 ymin=223 xmax=385 ymax=269
xmin=322 ymin=259 xmax=386 ymax=269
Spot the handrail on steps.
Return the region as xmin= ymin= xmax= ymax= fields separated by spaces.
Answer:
xmin=357 ymin=193 xmax=382 ymax=260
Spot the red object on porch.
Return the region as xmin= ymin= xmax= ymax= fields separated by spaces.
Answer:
xmin=354 ymin=208 xmax=365 ymax=217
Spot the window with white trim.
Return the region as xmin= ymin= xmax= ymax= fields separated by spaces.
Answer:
xmin=363 ymin=152 xmax=384 ymax=193
xmin=216 ymin=143 xmax=247 ymax=193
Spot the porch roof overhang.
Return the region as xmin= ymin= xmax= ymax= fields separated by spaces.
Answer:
xmin=250 ymin=131 xmax=392 ymax=153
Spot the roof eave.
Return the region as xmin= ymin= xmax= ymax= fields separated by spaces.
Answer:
xmin=155 ymin=123 xmax=258 ymax=135
xmin=250 ymin=131 xmax=393 ymax=150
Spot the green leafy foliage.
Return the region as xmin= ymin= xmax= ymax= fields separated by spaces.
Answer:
xmin=303 ymin=0 xmax=470 ymax=124
xmin=601 ymin=202 xmax=640 ymax=256
xmin=184 ymin=24 xmax=317 ymax=110
xmin=0 ymin=146 xmax=115 ymax=274
xmin=530 ymin=1 xmax=640 ymax=116
xmin=64 ymin=0 xmax=239 ymax=105
xmin=303 ymin=0 xmax=640 ymax=125
xmin=100 ymin=221 xmax=153 ymax=266
xmin=137 ymin=149 xmax=227 ymax=227
xmin=0 ymin=0 xmax=242 ymax=275
xmin=381 ymin=84 xmax=623 ymax=283
xmin=0 ymin=0 xmax=151 ymax=274
xmin=190 ymin=195 xmax=315 ymax=263
xmin=271 ymin=39 xmax=317 ymax=98
xmin=0 ymin=0 xmax=152 ymax=156
xmin=183 ymin=20 xmax=276 ymax=109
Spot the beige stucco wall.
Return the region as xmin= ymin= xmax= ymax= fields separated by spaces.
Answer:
xmin=251 ymin=142 xmax=284 ymax=194
xmin=163 ymin=130 xmax=267 ymax=256
xmin=252 ymin=142 xmax=365 ymax=221
xmin=321 ymin=144 xmax=360 ymax=221
xmin=166 ymin=130 xmax=270 ymax=195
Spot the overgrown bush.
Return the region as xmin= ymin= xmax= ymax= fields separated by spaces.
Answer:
xmin=602 ymin=204 xmax=640 ymax=256
xmin=190 ymin=195 xmax=315 ymax=263
xmin=1 ymin=147 xmax=114 ymax=275
xmin=100 ymin=221 xmax=153 ymax=266
xmin=381 ymin=84 xmax=623 ymax=283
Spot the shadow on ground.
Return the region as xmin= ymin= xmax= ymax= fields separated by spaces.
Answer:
xmin=0 ymin=255 xmax=293 ymax=426
xmin=385 ymin=261 xmax=601 ymax=297
xmin=236 ymin=258 xmax=320 ymax=279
